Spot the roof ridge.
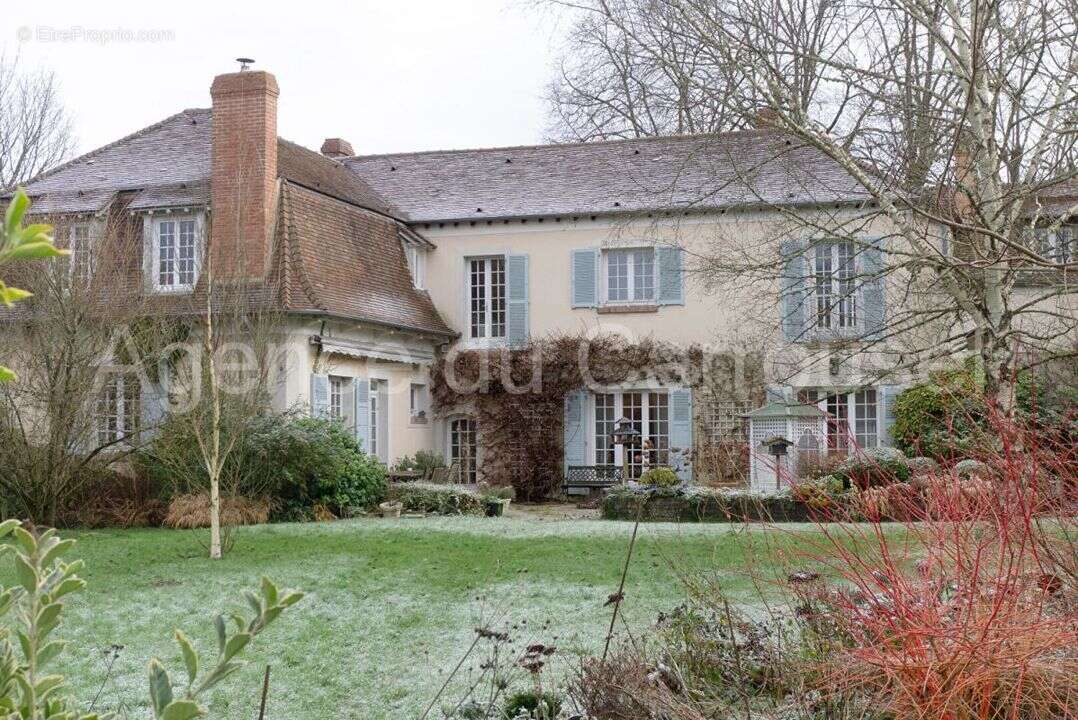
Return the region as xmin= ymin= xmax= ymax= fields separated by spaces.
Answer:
xmin=21 ymin=108 xmax=211 ymax=190
xmin=344 ymin=127 xmax=787 ymax=162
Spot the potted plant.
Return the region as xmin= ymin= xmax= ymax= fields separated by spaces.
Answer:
xmin=378 ymin=500 xmax=403 ymax=518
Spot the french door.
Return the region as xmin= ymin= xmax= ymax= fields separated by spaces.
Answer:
xmin=449 ymin=417 xmax=478 ymax=483
xmin=592 ymin=391 xmax=669 ymax=478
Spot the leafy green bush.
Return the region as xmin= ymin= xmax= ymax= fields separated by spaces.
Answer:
xmin=139 ymin=414 xmax=387 ymax=522
xmin=387 ymin=482 xmax=486 ymax=515
xmin=640 ymin=467 xmax=680 ymax=489
xmin=892 ymin=371 xmax=984 ymax=459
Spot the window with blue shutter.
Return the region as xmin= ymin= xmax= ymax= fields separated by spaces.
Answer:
xmin=669 ymin=388 xmax=694 ymax=481
xmin=779 ymin=239 xmax=808 ymax=342
xmin=506 ymin=254 xmax=529 ymax=347
xmin=860 ymin=237 xmax=886 ymax=340
xmin=563 ymin=390 xmax=587 ymax=473
xmin=310 ymin=374 xmax=330 ymax=419
xmin=353 ymin=377 xmax=371 ymax=454
xmin=140 ymin=377 xmax=168 ymax=437
xmin=570 ymin=248 xmax=599 ymax=308
xmin=656 ymin=246 xmax=684 ymax=305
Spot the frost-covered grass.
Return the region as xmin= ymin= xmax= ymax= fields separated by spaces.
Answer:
xmin=7 ymin=516 xmax=825 ymax=719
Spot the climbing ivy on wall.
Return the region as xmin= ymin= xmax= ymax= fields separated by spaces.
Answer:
xmin=429 ymin=333 xmax=763 ymax=500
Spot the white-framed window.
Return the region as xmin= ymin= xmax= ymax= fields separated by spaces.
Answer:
xmin=449 ymin=416 xmax=478 ymax=483
xmin=798 ymin=387 xmax=879 ymax=450
xmin=96 ymin=373 xmax=140 ymax=446
xmin=602 ymin=248 xmax=655 ymax=304
xmin=467 ymin=256 xmax=507 ymax=340
xmin=405 ymin=245 xmax=426 ymax=289
xmin=153 ymin=216 xmax=200 ymax=292
xmin=69 ymin=222 xmax=94 ymax=284
xmin=854 ymin=389 xmax=878 ymax=448
xmin=410 ymin=383 xmax=429 ymax=423
xmin=329 ymin=376 xmax=345 ymax=421
xmin=812 ymin=241 xmax=858 ymax=330
xmin=591 ymin=390 xmax=669 ymax=478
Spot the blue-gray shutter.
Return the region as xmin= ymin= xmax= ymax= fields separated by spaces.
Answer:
xmin=878 ymin=384 xmax=902 ymax=447
xmin=670 ymin=388 xmax=693 ymax=481
xmin=353 ymin=378 xmax=371 ymax=454
xmin=780 ymin=239 xmax=808 ymax=342
xmin=563 ymin=390 xmax=587 ymax=473
xmin=506 ymin=254 xmax=530 ymax=347
xmin=310 ymin=374 xmax=330 ymax=419
xmin=140 ymin=377 xmax=168 ymax=437
xmin=656 ymin=246 xmax=684 ymax=305
xmin=570 ymin=248 xmax=599 ymax=308
xmin=861 ymin=237 xmax=886 ymax=340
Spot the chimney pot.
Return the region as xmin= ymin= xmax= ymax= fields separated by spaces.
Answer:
xmin=320 ymin=138 xmax=354 ymax=158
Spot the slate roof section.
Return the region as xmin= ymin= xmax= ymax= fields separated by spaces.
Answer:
xmin=24 ymin=109 xmax=213 ymax=197
xmin=343 ymin=130 xmax=874 ymax=222
xmin=17 ymin=109 xmax=401 ymax=220
xmin=25 ymin=188 xmax=116 ymax=216
xmin=128 ymin=182 xmax=211 ymax=211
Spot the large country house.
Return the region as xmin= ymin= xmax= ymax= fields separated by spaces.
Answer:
xmin=10 ymin=67 xmax=947 ymax=491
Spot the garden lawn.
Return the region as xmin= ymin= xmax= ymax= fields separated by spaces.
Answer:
xmin=8 ymin=516 xmax=836 ymax=719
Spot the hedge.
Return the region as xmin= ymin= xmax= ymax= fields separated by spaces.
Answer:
xmin=601 ymin=488 xmax=819 ymax=523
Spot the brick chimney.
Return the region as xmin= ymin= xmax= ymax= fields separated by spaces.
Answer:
xmin=320 ymin=138 xmax=354 ymax=158
xmin=210 ymin=69 xmax=279 ymax=280
xmin=754 ymin=107 xmax=781 ymax=129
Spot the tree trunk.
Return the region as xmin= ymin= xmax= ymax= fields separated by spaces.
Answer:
xmin=209 ymin=466 xmax=221 ymax=559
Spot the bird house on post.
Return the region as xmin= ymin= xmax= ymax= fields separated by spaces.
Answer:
xmin=741 ymin=402 xmax=827 ymax=491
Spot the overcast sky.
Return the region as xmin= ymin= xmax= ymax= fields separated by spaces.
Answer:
xmin=3 ymin=0 xmax=565 ymax=158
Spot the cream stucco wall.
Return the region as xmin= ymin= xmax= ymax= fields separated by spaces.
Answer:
xmin=272 ymin=317 xmax=439 ymax=467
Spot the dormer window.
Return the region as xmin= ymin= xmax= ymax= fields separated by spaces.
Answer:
xmin=149 ymin=214 xmax=202 ymax=292
xmin=405 ymin=244 xmax=426 ymax=290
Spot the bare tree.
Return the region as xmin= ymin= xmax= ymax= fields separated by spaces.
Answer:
xmin=0 ymin=209 xmax=161 ymax=525
xmin=152 ymin=233 xmax=284 ymax=559
xmin=0 ymin=55 xmax=73 ymax=191
xmin=541 ymin=0 xmax=851 ymax=141
xmin=584 ymin=0 xmax=1078 ymax=409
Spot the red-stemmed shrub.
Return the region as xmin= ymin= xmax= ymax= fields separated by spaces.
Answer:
xmin=787 ymin=409 xmax=1077 ymax=720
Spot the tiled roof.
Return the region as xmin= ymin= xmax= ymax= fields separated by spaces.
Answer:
xmin=278 ymin=182 xmax=453 ymax=336
xmin=7 ymin=109 xmax=446 ymax=335
xmin=343 ymin=130 xmax=873 ymax=222
xmin=277 ymin=139 xmax=399 ymax=218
